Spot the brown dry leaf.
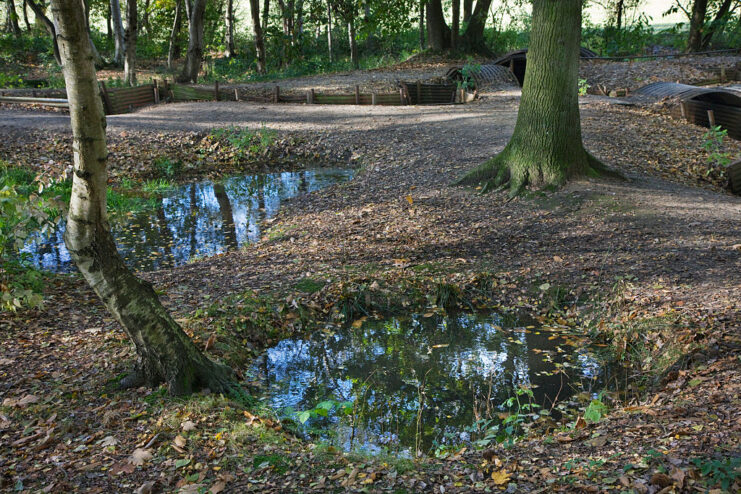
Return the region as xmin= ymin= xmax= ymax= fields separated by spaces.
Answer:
xmin=181 ymin=420 xmax=197 ymax=432
xmin=209 ymin=480 xmax=226 ymax=494
xmin=134 ymin=481 xmax=156 ymax=494
xmin=129 ymin=448 xmax=153 ymax=466
xmin=490 ymin=469 xmax=511 ymax=485
xmin=174 ymin=435 xmax=187 ymax=448
xmin=574 ymin=416 xmax=587 ymax=429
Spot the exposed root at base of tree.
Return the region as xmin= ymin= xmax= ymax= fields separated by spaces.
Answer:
xmin=454 ymin=148 xmax=625 ymax=196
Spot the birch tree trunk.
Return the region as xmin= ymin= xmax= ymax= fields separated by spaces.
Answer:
xmin=249 ymin=0 xmax=266 ymax=73
xmin=457 ymin=0 xmax=615 ymax=193
xmin=178 ymin=0 xmax=206 ymax=83
xmin=347 ymin=18 xmax=357 ymax=69
xmin=225 ymin=0 xmax=235 ymax=57
xmin=49 ymin=0 xmax=239 ymax=397
xmin=110 ymin=0 xmax=125 ymax=65
xmin=124 ymin=0 xmax=137 ymax=85
xmin=326 ymin=0 xmax=333 ymax=62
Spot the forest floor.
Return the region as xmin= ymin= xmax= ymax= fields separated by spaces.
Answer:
xmin=1 ymin=87 xmax=740 ymax=493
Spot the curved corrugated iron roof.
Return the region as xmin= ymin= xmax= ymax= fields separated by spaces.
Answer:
xmin=445 ymin=64 xmax=519 ymax=89
xmin=491 ymin=46 xmax=598 ymax=66
xmin=632 ymin=82 xmax=741 ymax=106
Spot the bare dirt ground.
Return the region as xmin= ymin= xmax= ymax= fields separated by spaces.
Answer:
xmin=1 ymin=92 xmax=740 ymax=492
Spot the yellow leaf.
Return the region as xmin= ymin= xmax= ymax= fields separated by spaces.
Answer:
xmin=405 ymin=195 xmax=413 ymax=205
xmin=351 ymin=317 xmax=367 ymax=329
xmin=491 ymin=469 xmax=511 ymax=485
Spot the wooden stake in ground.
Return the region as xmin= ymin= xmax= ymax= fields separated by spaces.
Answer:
xmin=50 ymin=0 xmax=241 ymax=396
xmin=456 ymin=0 xmax=617 ymax=194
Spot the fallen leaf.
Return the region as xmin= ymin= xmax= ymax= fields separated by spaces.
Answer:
xmin=181 ymin=420 xmax=197 ymax=432
xmin=490 ymin=469 xmax=511 ymax=485
xmin=134 ymin=481 xmax=156 ymax=494
xmin=209 ymin=480 xmax=226 ymax=494
xmin=129 ymin=448 xmax=152 ymax=466
xmin=174 ymin=435 xmax=187 ymax=448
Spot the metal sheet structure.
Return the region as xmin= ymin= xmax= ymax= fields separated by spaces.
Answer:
xmin=445 ymin=64 xmax=518 ymax=89
xmin=490 ymin=47 xmax=598 ymax=85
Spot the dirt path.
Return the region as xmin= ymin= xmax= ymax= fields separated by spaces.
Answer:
xmin=1 ymin=94 xmax=740 ymax=492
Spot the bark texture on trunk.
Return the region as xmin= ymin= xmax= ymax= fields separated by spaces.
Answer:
xmin=6 ymin=0 xmax=21 ymax=35
xmin=459 ymin=0 xmax=493 ymax=55
xmin=687 ymin=0 xmax=708 ymax=52
xmin=327 ymin=0 xmax=333 ymax=62
xmin=167 ymin=0 xmax=182 ymax=69
xmin=124 ymin=0 xmax=137 ymax=85
xmin=22 ymin=0 xmax=30 ymax=31
xmin=225 ymin=0 xmax=235 ymax=57
xmin=425 ymin=0 xmax=449 ymax=51
xmin=348 ymin=18 xmax=357 ymax=68
xmin=26 ymin=0 xmax=61 ymax=63
xmin=457 ymin=0 xmax=614 ymax=192
xmin=178 ymin=0 xmax=206 ymax=83
xmin=451 ymin=0 xmax=459 ymax=50
xmin=49 ymin=0 xmax=239 ymax=397
xmin=249 ymin=0 xmax=266 ymax=73
xmin=110 ymin=0 xmax=125 ymax=65
xmin=418 ymin=0 xmax=424 ymax=50
xmin=462 ymin=0 xmax=472 ymax=23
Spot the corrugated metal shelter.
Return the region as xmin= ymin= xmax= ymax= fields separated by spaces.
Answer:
xmin=444 ymin=64 xmax=519 ymax=89
xmin=632 ymin=82 xmax=741 ymax=140
xmin=491 ymin=47 xmax=598 ymax=85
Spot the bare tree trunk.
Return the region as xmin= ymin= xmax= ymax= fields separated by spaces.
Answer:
xmin=106 ymin=1 xmax=111 ymax=40
xmin=462 ymin=0 xmax=472 ymax=23
xmin=178 ymin=0 xmax=206 ymax=83
xmin=687 ymin=0 xmax=708 ymax=52
xmin=425 ymin=0 xmax=450 ymax=51
xmin=225 ymin=0 xmax=235 ymax=57
xmin=348 ymin=18 xmax=357 ymax=68
xmin=124 ymin=0 xmax=137 ymax=85
xmin=701 ymin=0 xmax=733 ymax=49
xmin=262 ymin=0 xmax=269 ymax=31
xmin=326 ymin=0 xmax=333 ymax=62
xmin=458 ymin=0 xmax=612 ymax=192
xmin=26 ymin=0 xmax=61 ymax=63
xmin=110 ymin=0 xmax=125 ymax=65
xmin=49 ymin=0 xmax=239 ymax=396
xmin=22 ymin=0 xmax=30 ymax=30
xmin=249 ymin=0 xmax=266 ymax=72
xmin=167 ymin=0 xmax=182 ymax=69
xmin=419 ymin=0 xmax=425 ymax=50
xmin=615 ymin=0 xmax=624 ymax=30
xmin=451 ymin=0 xmax=459 ymax=51
xmin=82 ymin=0 xmax=104 ymax=67
xmin=460 ymin=0 xmax=493 ymax=55
xmin=5 ymin=0 xmax=21 ymax=35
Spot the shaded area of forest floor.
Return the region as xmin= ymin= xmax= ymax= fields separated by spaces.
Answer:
xmin=1 ymin=91 xmax=740 ymax=492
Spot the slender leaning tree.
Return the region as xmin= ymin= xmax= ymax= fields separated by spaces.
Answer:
xmin=49 ymin=0 xmax=240 ymax=396
xmin=457 ymin=0 xmax=615 ymax=194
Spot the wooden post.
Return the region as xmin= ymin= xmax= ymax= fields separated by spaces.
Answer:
xmin=707 ymin=109 xmax=716 ymax=127
xmin=274 ymin=85 xmax=280 ymax=103
xmin=306 ymin=90 xmax=311 ymax=104
xmin=154 ymin=85 xmax=160 ymax=104
xmin=234 ymin=88 xmax=240 ymax=101
xmin=509 ymin=59 xmax=514 ymax=73
xmin=680 ymin=101 xmax=687 ymax=119
xmin=416 ymin=80 xmax=422 ymax=104
xmin=458 ymin=88 xmax=464 ymax=104
xmin=214 ymin=80 xmax=219 ymax=101
xmin=355 ymin=85 xmax=360 ymax=105
xmin=99 ymin=81 xmax=113 ymax=115
xmin=371 ymin=92 xmax=377 ymax=105
xmin=400 ymin=87 xmax=405 ymax=105
xmin=720 ymin=66 xmax=726 ymax=82
xmin=309 ymin=88 xmax=315 ymax=104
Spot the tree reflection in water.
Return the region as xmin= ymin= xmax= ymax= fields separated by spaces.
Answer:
xmin=22 ymin=168 xmax=354 ymax=273
xmin=257 ymin=312 xmax=611 ymax=457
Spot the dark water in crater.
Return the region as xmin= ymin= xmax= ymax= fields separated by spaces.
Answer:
xmin=22 ymin=168 xmax=354 ymax=273
xmin=253 ymin=312 xmax=616 ymax=457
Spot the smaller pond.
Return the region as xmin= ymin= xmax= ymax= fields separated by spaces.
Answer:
xmin=22 ymin=168 xmax=354 ymax=273
xmin=253 ymin=312 xmax=618 ymax=457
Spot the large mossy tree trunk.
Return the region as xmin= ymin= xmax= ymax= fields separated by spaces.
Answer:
xmin=249 ymin=0 xmax=266 ymax=73
xmin=178 ymin=0 xmax=206 ymax=83
xmin=457 ymin=0 xmax=612 ymax=193
xmin=123 ymin=0 xmax=136 ymax=85
xmin=49 ymin=0 xmax=240 ymax=397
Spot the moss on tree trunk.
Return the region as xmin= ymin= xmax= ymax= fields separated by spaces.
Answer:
xmin=457 ymin=0 xmax=617 ymax=194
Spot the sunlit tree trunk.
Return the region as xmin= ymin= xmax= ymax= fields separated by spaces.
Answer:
xmin=457 ymin=0 xmax=615 ymax=193
xmin=178 ymin=0 xmax=206 ymax=82
xmin=249 ymin=0 xmax=266 ymax=72
xmin=49 ymin=0 xmax=239 ymax=396
xmin=110 ymin=0 xmax=125 ymax=65
xmin=347 ymin=18 xmax=357 ymax=68
xmin=167 ymin=0 xmax=182 ymax=69
xmin=225 ymin=0 xmax=235 ymax=57
xmin=124 ymin=0 xmax=137 ymax=85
